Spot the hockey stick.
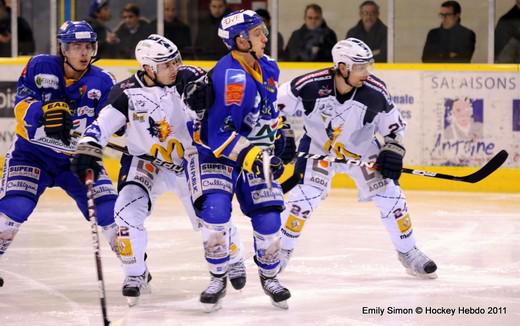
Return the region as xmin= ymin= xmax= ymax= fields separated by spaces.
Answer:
xmin=296 ymin=149 xmax=508 ymax=183
xmin=85 ymin=169 xmax=110 ymax=326
xmin=106 ymin=142 xmax=184 ymax=173
xmin=262 ymin=150 xmax=273 ymax=190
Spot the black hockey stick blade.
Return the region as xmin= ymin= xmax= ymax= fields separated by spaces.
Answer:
xmin=402 ymin=150 xmax=508 ymax=183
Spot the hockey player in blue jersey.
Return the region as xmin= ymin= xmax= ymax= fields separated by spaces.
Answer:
xmin=0 ymin=20 xmax=119 ymax=287
xmin=184 ymin=10 xmax=291 ymax=311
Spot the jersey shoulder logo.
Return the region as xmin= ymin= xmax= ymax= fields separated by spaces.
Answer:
xmin=225 ymin=69 xmax=246 ymax=106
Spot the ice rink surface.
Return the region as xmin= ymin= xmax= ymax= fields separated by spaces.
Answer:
xmin=0 ymin=188 xmax=519 ymax=326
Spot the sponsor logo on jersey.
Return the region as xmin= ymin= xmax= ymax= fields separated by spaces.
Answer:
xmin=79 ymin=84 xmax=87 ymax=96
xmin=202 ymin=178 xmax=233 ymax=193
xmin=368 ymin=179 xmax=389 ymax=192
xmin=400 ymin=229 xmax=413 ymax=239
xmin=77 ymin=105 xmax=95 ymax=117
xmin=34 ymin=74 xmax=59 ymax=89
xmin=201 ymin=163 xmax=233 ymax=178
xmin=251 ymin=188 xmax=283 ymax=204
xmin=6 ymin=179 xmax=38 ymax=195
xmin=87 ymin=88 xmax=101 ymax=100
xmin=120 ymin=81 xmax=135 ymax=89
xmin=8 ymin=166 xmax=41 ymax=179
xmin=92 ymin=184 xmax=117 ymax=199
xmin=285 ymin=214 xmax=305 ymax=233
xmin=132 ymin=112 xmax=145 ymax=122
xmin=225 ymin=69 xmax=246 ymax=106
xmin=137 ymin=159 xmax=157 ymax=179
xmin=396 ymin=213 xmax=412 ymax=233
xmin=266 ymin=77 xmax=276 ymax=93
xmin=247 ymin=173 xmax=264 ymax=186
xmin=318 ymin=85 xmax=332 ymax=96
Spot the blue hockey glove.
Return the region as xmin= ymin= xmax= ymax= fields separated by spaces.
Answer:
xmin=376 ymin=137 xmax=406 ymax=180
xmin=42 ymin=101 xmax=72 ymax=145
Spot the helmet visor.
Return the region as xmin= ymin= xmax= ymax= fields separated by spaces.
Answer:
xmin=351 ymin=60 xmax=374 ymax=74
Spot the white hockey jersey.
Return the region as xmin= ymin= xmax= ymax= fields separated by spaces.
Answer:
xmin=81 ymin=70 xmax=195 ymax=166
xmin=277 ymin=68 xmax=406 ymax=159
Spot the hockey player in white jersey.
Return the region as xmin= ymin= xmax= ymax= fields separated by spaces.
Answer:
xmin=71 ymin=34 xmax=246 ymax=306
xmin=277 ymin=38 xmax=437 ymax=279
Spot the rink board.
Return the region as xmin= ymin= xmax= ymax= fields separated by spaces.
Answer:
xmin=0 ymin=59 xmax=518 ymax=192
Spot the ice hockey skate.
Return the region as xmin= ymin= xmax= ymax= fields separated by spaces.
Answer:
xmin=122 ymin=269 xmax=152 ymax=306
xmin=398 ymin=247 xmax=438 ymax=279
xmin=200 ymin=273 xmax=227 ymax=312
xmin=228 ymin=259 xmax=246 ymax=290
xmin=259 ymin=273 xmax=291 ymax=309
xmin=0 ymin=276 xmax=3 ymax=287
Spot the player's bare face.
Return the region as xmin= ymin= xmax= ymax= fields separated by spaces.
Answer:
xmin=64 ymin=42 xmax=95 ymax=71
xmin=155 ymin=58 xmax=182 ymax=85
xmin=348 ymin=63 xmax=372 ymax=87
xmin=248 ymin=24 xmax=269 ymax=57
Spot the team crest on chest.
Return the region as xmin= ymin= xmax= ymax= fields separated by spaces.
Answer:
xmin=147 ymin=116 xmax=172 ymax=142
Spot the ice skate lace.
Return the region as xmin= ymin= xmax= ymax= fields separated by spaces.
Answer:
xmin=263 ymin=278 xmax=285 ymax=294
xmin=228 ymin=261 xmax=246 ymax=279
xmin=124 ymin=273 xmax=146 ymax=288
xmin=205 ymin=277 xmax=225 ymax=294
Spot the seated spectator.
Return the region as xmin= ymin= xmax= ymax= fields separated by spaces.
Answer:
xmin=422 ymin=1 xmax=475 ymax=63
xmin=0 ymin=0 xmax=35 ymax=56
xmin=150 ymin=0 xmax=192 ymax=58
xmin=193 ymin=0 xmax=230 ymax=60
xmin=495 ymin=0 xmax=520 ymax=63
xmin=114 ymin=3 xmax=152 ymax=59
xmin=345 ymin=1 xmax=387 ymax=62
xmin=255 ymin=8 xmax=284 ymax=58
xmin=85 ymin=0 xmax=118 ymax=58
xmin=284 ymin=4 xmax=337 ymax=62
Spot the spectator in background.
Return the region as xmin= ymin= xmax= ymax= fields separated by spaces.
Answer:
xmin=86 ymin=0 xmax=118 ymax=58
xmin=345 ymin=1 xmax=387 ymax=62
xmin=193 ymin=0 xmax=230 ymax=60
xmin=0 ymin=0 xmax=35 ymax=56
xmin=255 ymin=8 xmax=284 ymax=58
xmin=114 ymin=3 xmax=152 ymax=59
xmin=495 ymin=0 xmax=520 ymax=63
xmin=422 ymin=1 xmax=475 ymax=63
xmin=284 ymin=4 xmax=337 ymax=62
xmin=150 ymin=0 xmax=192 ymax=58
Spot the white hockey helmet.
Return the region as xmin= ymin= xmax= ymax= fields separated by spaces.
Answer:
xmin=332 ymin=38 xmax=374 ymax=70
xmin=135 ymin=34 xmax=182 ymax=73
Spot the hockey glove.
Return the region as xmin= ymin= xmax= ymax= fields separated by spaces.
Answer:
xmin=182 ymin=75 xmax=214 ymax=119
xmin=71 ymin=142 xmax=103 ymax=183
xmin=42 ymin=101 xmax=73 ymax=145
xmin=274 ymin=117 xmax=297 ymax=164
xmin=237 ymin=145 xmax=285 ymax=180
xmin=376 ymin=137 xmax=406 ymax=180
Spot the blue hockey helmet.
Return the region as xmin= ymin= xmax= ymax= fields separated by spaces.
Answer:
xmin=57 ymin=20 xmax=97 ymax=44
xmin=218 ymin=10 xmax=266 ymax=50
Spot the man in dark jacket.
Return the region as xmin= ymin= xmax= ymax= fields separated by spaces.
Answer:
xmin=284 ymin=4 xmax=337 ymax=62
xmin=150 ymin=0 xmax=192 ymax=58
xmin=422 ymin=1 xmax=475 ymax=63
xmin=0 ymin=0 xmax=35 ymax=56
xmin=346 ymin=1 xmax=387 ymax=62
xmin=85 ymin=0 xmax=117 ymax=58
xmin=193 ymin=0 xmax=230 ymax=60
xmin=114 ymin=3 xmax=152 ymax=59
xmin=495 ymin=0 xmax=520 ymax=62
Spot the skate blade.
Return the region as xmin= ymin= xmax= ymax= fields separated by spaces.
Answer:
xmin=126 ymin=296 xmax=139 ymax=307
xmin=201 ymin=300 xmax=222 ymax=313
xmin=271 ymin=299 xmax=289 ymax=310
xmin=405 ymin=268 xmax=438 ymax=279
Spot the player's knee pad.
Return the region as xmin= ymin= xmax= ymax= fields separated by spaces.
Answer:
xmin=253 ymin=230 xmax=281 ymax=277
xmin=281 ymin=184 xmax=323 ymax=239
xmin=251 ymin=210 xmax=281 ymax=235
xmin=201 ymin=221 xmax=229 ymax=274
xmin=199 ymin=193 xmax=232 ymax=224
xmin=114 ymin=184 xmax=150 ymax=230
xmin=228 ymin=222 xmax=243 ymax=263
xmin=373 ymin=182 xmax=414 ymax=242
xmin=0 ymin=212 xmax=21 ymax=256
xmin=0 ymin=196 xmax=37 ymax=223
xmin=100 ymin=222 xmax=119 ymax=256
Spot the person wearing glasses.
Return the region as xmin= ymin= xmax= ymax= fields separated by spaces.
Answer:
xmin=345 ymin=1 xmax=387 ymax=62
xmin=422 ymin=0 xmax=475 ymax=63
